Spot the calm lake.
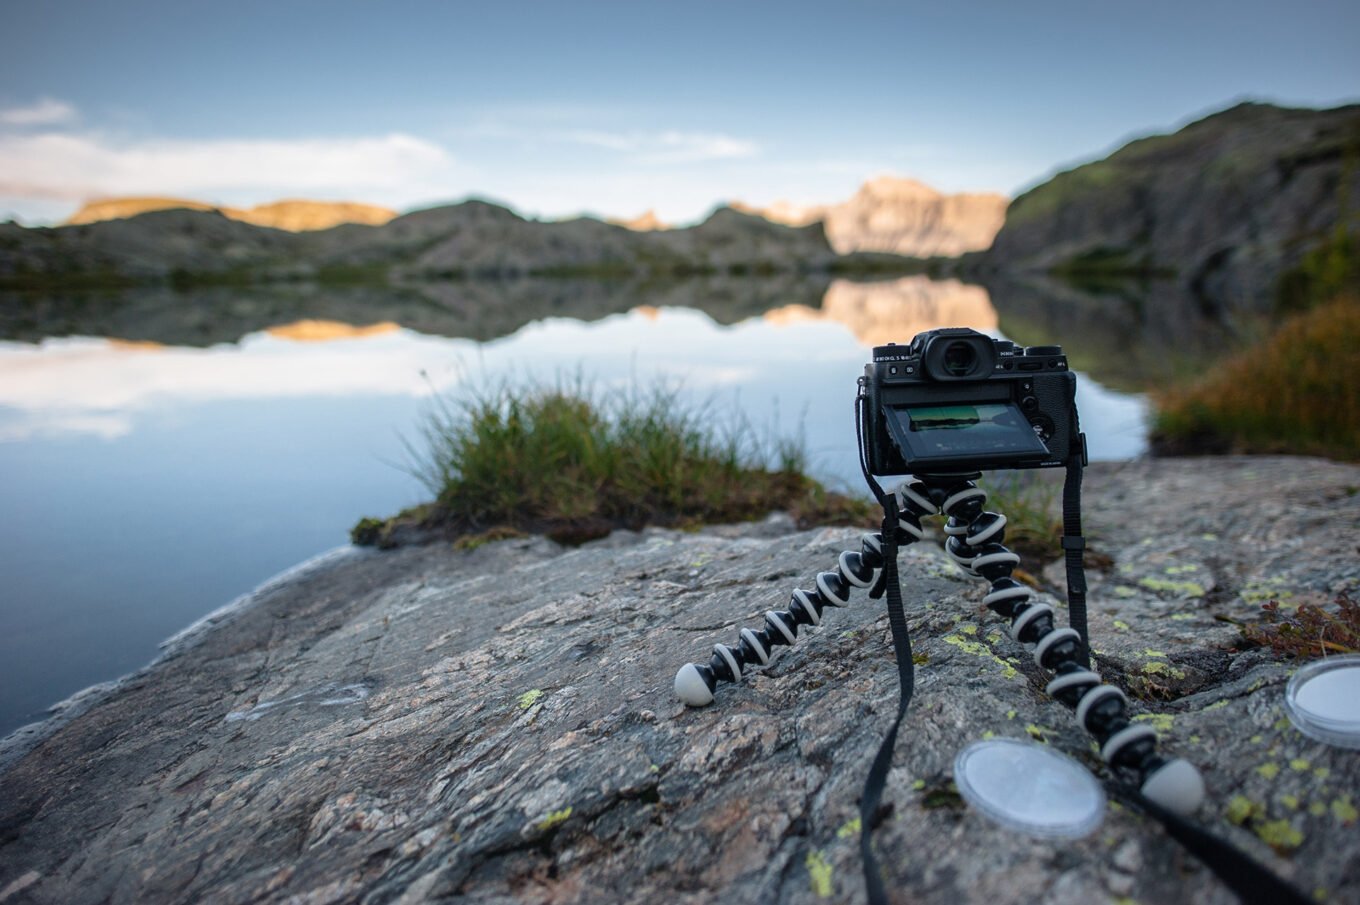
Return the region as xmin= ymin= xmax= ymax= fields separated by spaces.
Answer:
xmin=0 ymin=274 xmax=1190 ymax=736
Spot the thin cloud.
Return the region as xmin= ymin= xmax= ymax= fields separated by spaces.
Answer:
xmin=462 ymin=118 xmax=760 ymax=163
xmin=642 ymin=131 xmax=759 ymax=164
xmin=0 ymin=98 xmax=78 ymax=127
xmin=555 ymin=128 xmax=759 ymax=163
xmin=0 ymin=131 xmax=463 ymax=205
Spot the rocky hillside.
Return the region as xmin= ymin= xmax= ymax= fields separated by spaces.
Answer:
xmin=1 ymin=457 xmax=1357 ymax=904
xmin=735 ymin=177 xmax=1007 ymax=257
xmin=65 ymin=197 xmax=397 ymax=231
xmin=303 ymin=202 xmax=838 ymax=277
xmin=0 ymin=201 xmax=839 ymax=283
xmin=983 ymin=102 xmax=1360 ymax=312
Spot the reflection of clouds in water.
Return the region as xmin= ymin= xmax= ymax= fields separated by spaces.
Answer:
xmin=0 ymin=301 xmax=1147 ymax=461
xmin=0 ymin=330 xmax=470 ymax=436
xmin=0 ymin=310 xmax=861 ymax=442
xmin=764 ymin=276 xmax=997 ymax=346
xmin=0 ymin=412 xmax=133 ymax=443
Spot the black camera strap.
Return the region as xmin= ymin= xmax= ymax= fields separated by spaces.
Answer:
xmin=1061 ymin=440 xmax=1091 ymax=666
xmin=1055 ymin=449 xmax=1304 ymax=902
xmin=858 ymin=491 xmax=914 ymax=905
xmin=1121 ymin=790 xmax=1311 ymax=905
xmin=854 ymin=393 xmax=917 ymax=905
xmin=852 ymin=392 xmax=1306 ymax=905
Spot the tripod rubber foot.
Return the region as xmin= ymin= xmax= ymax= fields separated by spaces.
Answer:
xmin=1140 ymin=758 xmax=1205 ymax=816
xmin=675 ymin=663 xmax=715 ymax=707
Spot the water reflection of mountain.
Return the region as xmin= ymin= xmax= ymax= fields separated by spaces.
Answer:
xmin=0 ymin=276 xmax=831 ymax=348
xmin=2 ymin=276 xmax=1250 ymax=393
xmin=765 ymin=276 xmax=996 ymax=346
xmin=1 ymin=275 xmax=1003 ymax=351
xmin=985 ymin=276 xmax=1248 ymax=391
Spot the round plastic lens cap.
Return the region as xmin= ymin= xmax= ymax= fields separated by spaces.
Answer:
xmin=954 ymin=738 xmax=1105 ymax=838
xmin=1285 ymin=654 xmax=1360 ymax=749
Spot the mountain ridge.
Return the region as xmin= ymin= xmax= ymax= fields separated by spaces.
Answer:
xmin=66 ymin=197 xmax=398 ymax=232
xmin=53 ymin=174 xmax=1006 ymax=260
xmin=982 ymin=100 xmax=1360 ymax=312
xmin=1 ymin=199 xmax=846 ymax=284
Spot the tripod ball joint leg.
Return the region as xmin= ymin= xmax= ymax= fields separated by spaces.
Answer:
xmin=943 ymin=480 xmax=1206 ymax=817
xmin=673 ymin=519 xmax=925 ymax=708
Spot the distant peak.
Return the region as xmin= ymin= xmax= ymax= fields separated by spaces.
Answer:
xmin=66 ymin=197 xmax=397 ymax=231
xmin=66 ymin=197 xmax=218 ymax=225
xmin=611 ymin=209 xmax=670 ymax=231
xmin=858 ymin=176 xmax=941 ymax=200
xmin=729 ymin=176 xmax=1007 ymax=256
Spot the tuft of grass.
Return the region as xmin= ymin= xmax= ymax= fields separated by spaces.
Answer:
xmin=1243 ymin=593 xmax=1360 ymax=658
xmin=354 ymin=378 xmax=872 ymax=547
xmin=977 ymin=472 xmax=1063 ymax=567
xmin=1151 ymin=295 xmax=1360 ymax=461
xmin=350 ymin=516 xmax=387 ymax=547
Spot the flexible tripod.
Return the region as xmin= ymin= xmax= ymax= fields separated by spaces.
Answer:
xmin=674 ymin=472 xmax=1205 ymax=814
xmin=673 ymin=461 xmax=1318 ymax=905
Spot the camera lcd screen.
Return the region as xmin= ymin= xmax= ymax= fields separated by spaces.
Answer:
xmin=883 ymin=403 xmax=1051 ymax=466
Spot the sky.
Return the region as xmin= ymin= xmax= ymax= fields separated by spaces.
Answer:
xmin=1 ymin=0 xmax=1357 ymax=225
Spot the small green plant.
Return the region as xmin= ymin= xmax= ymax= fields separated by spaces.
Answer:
xmin=354 ymin=378 xmax=872 ymax=547
xmin=977 ymin=471 xmax=1063 ymax=566
xmin=350 ymin=516 xmax=388 ymax=547
xmin=1243 ymin=593 xmax=1360 ymax=658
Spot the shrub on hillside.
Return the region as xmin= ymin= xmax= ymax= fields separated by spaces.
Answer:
xmin=1152 ymin=296 xmax=1360 ymax=460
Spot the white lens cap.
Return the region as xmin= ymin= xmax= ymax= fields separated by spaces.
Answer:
xmin=954 ymin=738 xmax=1105 ymax=838
xmin=1284 ymin=654 xmax=1360 ymax=748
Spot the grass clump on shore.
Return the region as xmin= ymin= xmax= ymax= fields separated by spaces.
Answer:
xmin=1151 ymin=296 xmax=1360 ymax=461
xmin=353 ymin=380 xmax=872 ymax=548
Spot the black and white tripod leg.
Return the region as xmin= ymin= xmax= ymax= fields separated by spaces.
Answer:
xmin=674 ymin=493 xmax=932 ymax=708
xmin=938 ymin=477 xmax=1207 ymax=817
xmin=674 ymin=567 xmax=859 ymax=707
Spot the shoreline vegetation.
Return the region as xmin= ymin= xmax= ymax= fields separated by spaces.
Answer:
xmin=0 ymin=249 xmax=946 ymax=293
xmin=353 ymin=379 xmax=1075 ymax=568
xmin=1151 ymin=294 xmax=1359 ymax=461
xmin=352 ymin=381 xmax=874 ymax=549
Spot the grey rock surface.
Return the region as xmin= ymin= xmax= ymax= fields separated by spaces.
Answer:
xmin=2 ymin=457 xmax=1358 ymax=904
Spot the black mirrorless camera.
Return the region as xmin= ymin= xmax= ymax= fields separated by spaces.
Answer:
xmin=860 ymin=327 xmax=1085 ymax=474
